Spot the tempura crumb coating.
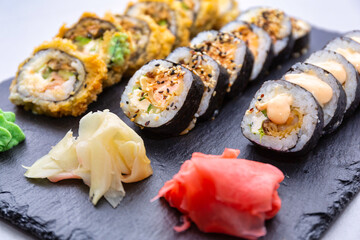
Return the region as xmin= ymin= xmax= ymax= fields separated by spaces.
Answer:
xmin=130 ymin=0 xmax=192 ymax=47
xmin=120 ymin=15 xmax=176 ymax=75
xmin=214 ymin=0 xmax=240 ymax=29
xmin=9 ymin=38 xmax=107 ymax=117
xmin=57 ymin=12 xmax=133 ymax=87
xmin=190 ymin=0 xmax=220 ymax=36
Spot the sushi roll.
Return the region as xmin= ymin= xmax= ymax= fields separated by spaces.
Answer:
xmin=9 ymin=38 xmax=107 ymax=117
xmin=290 ymin=17 xmax=311 ymax=56
xmin=125 ymin=0 xmax=192 ymax=48
xmin=344 ymin=30 xmax=360 ymax=45
xmin=177 ymin=0 xmax=219 ymax=36
xmin=283 ymin=62 xmax=346 ymax=134
xmin=57 ymin=12 xmax=132 ymax=87
xmin=120 ymin=60 xmax=204 ymax=136
xmin=241 ymin=80 xmax=323 ymax=155
xmin=324 ymin=37 xmax=360 ymax=74
xmin=238 ymin=7 xmax=294 ymax=65
xmin=113 ymin=14 xmax=175 ymax=75
xmin=305 ymin=50 xmax=360 ymax=117
xmin=166 ymin=47 xmax=229 ymax=121
xmin=190 ymin=31 xmax=254 ymax=98
xmin=213 ymin=0 xmax=240 ymax=30
xmin=221 ymin=20 xmax=273 ymax=81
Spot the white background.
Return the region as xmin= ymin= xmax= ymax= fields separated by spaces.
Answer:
xmin=0 ymin=0 xmax=359 ymax=239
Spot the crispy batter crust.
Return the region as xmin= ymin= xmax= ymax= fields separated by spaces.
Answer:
xmin=191 ymin=0 xmax=220 ymax=36
xmin=9 ymin=38 xmax=107 ymax=117
xmin=121 ymin=15 xmax=175 ymax=75
xmin=130 ymin=0 xmax=192 ymax=47
xmin=57 ymin=12 xmax=133 ymax=87
xmin=214 ymin=0 xmax=240 ymax=30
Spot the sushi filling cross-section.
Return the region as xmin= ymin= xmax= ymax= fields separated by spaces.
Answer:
xmin=16 ymin=49 xmax=85 ymax=102
xmin=121 ymin=60 xmax=204 ymax=136
xmin=191 ymin=31 xmax=253 ymax=97
xmin=241 ymin=80 xmax=323 ymax=155
xmin=238 ymin=7 xmax=293 ymax=64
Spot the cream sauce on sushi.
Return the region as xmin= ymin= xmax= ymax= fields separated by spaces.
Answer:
xmin=255 ymin=94 xmax=293 ymax=125
xmin=312 ymin=61 xmax=347 ymax=84
xmin=285 ymin=73 xmax=333 ymax=106
xmin=335 ymin=48 xmax=360 ymax=72
xmin=349 ymin=36 xmax=360 ymax=44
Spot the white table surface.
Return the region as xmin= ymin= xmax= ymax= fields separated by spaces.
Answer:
xmin=0 ymin=0 xmax=359 ymax=239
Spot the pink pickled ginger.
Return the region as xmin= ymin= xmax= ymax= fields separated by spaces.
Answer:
xmin=154 ymin=148 xmax=284 ymax=239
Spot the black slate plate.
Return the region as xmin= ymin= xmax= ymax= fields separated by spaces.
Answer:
xmin=1 ymin=28 xmax=360 ymax=240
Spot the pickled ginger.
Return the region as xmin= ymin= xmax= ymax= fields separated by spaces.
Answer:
xmin=24 ymin=110 xmax=153 ymax=208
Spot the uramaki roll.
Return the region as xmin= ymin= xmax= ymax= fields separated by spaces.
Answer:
xmin=57 ymin=12 xmax=132 ymax=87
xmin=9 ymin=38 xmax=107 ymax=117
xmin=114 ymin=14 xmax=175 ymax=75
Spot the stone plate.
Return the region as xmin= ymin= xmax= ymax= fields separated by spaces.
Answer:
xmin=1 ymin=28 xmax=359 ymax=240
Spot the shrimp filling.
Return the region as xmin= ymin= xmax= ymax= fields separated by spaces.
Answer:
xmin=127 ymin=65 xmax=185 ymax=120
xmin=17 ymin=49 xmax=85 ymax=102
xmin=246 ymin=93 xmax=303 ymax=139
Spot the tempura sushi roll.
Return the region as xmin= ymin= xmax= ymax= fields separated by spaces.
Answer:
xmin=221 ymin=20 xmax=273 ymax=81
xmin=114 ymin=14 xmax=175 ymax=75
xmin=57 ymin=12 xmax=132 ymax=87
xmin=238 ymin=7 xmax=293 ymax=65
xmin=120 ymin=60 xmax=204 ymax=136
xmin=283 ymin=63 xmax=346 ymax=134
xmin=213 ymin=0 xmax=240 ymax=30
xmin=177 ymin=0 xmax=219 ymax=36
xmin=290 ymin=17 xmax=311 ymax=56
xmin=167 ymin=47 xmax=229 ymax=121
xmin=125 ymin=1 xmax=192 ymax=48
xmin=190 ymin=31 xmax=254 ymax=98
xmin=9 ymin=38 xmax=107 ymax=117
xmin=305 ymin=50 xmax=360 ymax=117
xmin=324 ymin=37 xmax=360 ymax=74
xmin=241 ymin=80 xmax=323 ymax=155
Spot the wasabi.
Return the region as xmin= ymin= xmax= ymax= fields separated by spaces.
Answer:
xmin=0 ymin=109 xmax=25 ymax=152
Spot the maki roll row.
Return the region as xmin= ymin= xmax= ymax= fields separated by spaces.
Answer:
xmin=120 ymin=7 xmax=312 ymax=136
xmin=241 ymin=31 xmax=360 ymax=155
xmin=10 ymin=1 xmax=240 ymax=117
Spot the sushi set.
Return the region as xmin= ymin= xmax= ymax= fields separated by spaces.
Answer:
xmin=1 ymin=0 xmax=360 ymax=239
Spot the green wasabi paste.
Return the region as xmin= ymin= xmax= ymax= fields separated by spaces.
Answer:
xmin=0 ymin=109 xmax=25 ymax=152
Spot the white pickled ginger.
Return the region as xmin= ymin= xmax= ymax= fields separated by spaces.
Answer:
xmin=24 ymin=110 xmax=153 ymax=208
